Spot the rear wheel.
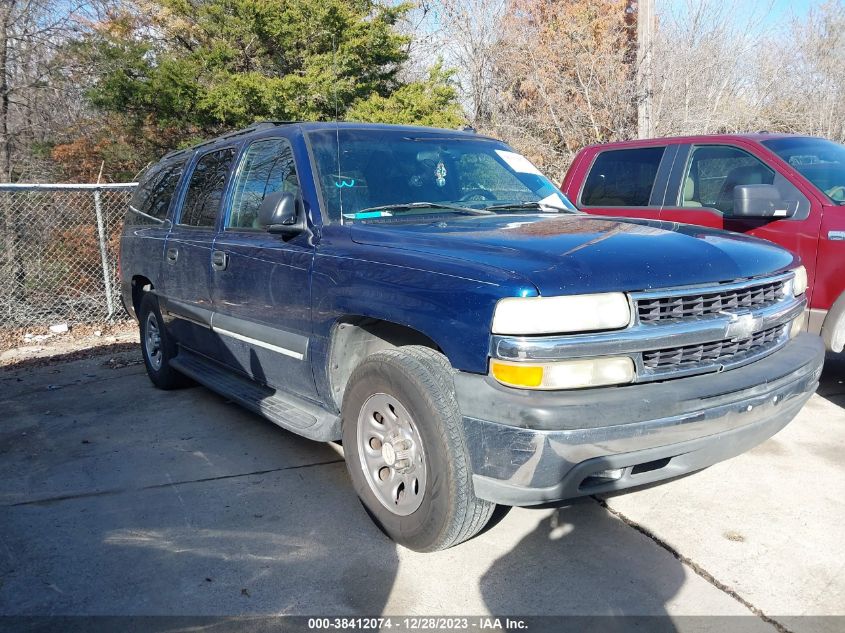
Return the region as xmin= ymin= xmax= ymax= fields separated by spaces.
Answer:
xmin=138 ymin=292 xmax=189 ymax=390
xmin=341 ymin=346 xmax=494 ymax=551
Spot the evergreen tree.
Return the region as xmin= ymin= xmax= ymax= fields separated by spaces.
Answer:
xmin=70 ymin=0 xmax=463 ymax=170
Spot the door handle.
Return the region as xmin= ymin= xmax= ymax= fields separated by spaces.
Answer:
xmin=829 ymin=231 xmax=845 ymax=241
xmin=211 ymin=250 xmax=229 ymax=271
xmin=166 ymin=247 xmax=179 ymax=263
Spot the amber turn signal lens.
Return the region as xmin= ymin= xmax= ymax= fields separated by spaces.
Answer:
xmin=490 ymin=360 xmax=544 ymax=388
xmin=490 ymin=356 xmax=635 ymax=390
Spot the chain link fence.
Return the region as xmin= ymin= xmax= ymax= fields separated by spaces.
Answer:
xmin=0 ymin=183 xmax=137 ymax=335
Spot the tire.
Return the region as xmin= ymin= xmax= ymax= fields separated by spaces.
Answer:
xmin=138 ymin=292 xmax=189 ymax=390
xmin=341 ymin=345 xmax=495 ymax=551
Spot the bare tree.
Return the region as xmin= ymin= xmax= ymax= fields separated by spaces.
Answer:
xmin=649 ymin=0 xmax=776 ymax=136
xmin=649 ymin=0 xmax=845 ymax=142
xmin=434 ymin=0 xmax=506 ymax=125
xmin=759 ymin=0 xmax=845 ymax=141
xmin=488 ymin=0 xmax=638 ymax=180
xmin=0 ymin=0 xmax=103 ymax=312
xmin=0 ymin=0 xmax=104 ymax=181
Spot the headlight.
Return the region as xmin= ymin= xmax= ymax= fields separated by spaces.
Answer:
xmin=490 ymin=356 xmax=635 ymax=390
xmin=491 ymin=292 xmax=631 ymax=335
xmin=791 ymin=266 xmax=807 ymax=296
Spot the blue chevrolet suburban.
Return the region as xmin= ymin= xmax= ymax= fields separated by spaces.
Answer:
xmin=120 ymin=121 xmax=824 ymax=551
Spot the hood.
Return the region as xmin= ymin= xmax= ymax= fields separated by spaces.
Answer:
xmin=349 ymin=214 xmax=798 ymax=296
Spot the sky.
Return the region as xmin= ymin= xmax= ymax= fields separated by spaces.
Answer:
xmin=660 ymin=0 xmax=826 ymax=32
xmin=764 ymin=0 xmax=820 ymax=21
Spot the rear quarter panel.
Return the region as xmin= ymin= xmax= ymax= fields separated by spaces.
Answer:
xmin=119 ymin=221 xmax=170 ymax=319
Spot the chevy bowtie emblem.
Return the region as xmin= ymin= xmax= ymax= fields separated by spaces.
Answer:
xmin=724 ymin=313 xmax=757 ymax=341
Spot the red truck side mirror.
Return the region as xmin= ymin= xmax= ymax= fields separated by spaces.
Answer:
xmin=733 ymin=184 xmax=794 ymax=218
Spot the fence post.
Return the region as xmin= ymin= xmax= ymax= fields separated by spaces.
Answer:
xmin=93 ymin=187 xmax=115 ymax=321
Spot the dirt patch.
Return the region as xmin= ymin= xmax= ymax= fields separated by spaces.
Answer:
xmin=0 ymin=321 xmax=138 ymax=369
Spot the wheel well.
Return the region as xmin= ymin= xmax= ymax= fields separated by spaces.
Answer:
xmin=822 ymin=292 xmax=845 ymax=352
xmin=131 ymin=275 xmax=154 ymax=318
xmin=328 ymin=317 xmax=440 ymax=408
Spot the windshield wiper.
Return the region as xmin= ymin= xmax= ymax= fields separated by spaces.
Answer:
xmin=351 ymin=202 xmax=492 ymax=217
xmin=483 ymin=201 xmax=571 ymax=213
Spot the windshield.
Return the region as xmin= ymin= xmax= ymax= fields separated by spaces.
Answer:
xmin=762 ymin=137 xmax=845 ymax=203
xmin=306 ymin=128 xmax=576 ymax=222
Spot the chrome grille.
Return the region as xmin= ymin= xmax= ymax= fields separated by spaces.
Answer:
xmin=637 ymin=279 xmax=785 ymax=323
xmin=642 ymin=324 xmax=787 ymax=371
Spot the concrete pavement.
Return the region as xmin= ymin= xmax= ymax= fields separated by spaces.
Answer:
xmin=1 ymin=347 xmax=842 ymax=630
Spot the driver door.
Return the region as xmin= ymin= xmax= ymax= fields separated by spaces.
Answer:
xmin=210 ymin=135 xmax=318 ymax=400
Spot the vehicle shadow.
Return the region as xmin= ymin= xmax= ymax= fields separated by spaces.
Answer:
xmin=478 ymin=499 xmax=684 ymax=629
xmin=0 ymin=341 xmax=139 ymax=372
xmin=817 ymin=352 xmax=844 ymax=408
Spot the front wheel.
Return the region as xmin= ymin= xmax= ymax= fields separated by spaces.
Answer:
xmin=341 ymin=346 xmax=494 ymax=551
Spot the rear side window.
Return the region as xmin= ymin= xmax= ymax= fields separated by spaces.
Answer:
xmin=127 ymin=161 xmax=185 ymax=224
xmin=227 ymin=138 xmax=300 ymax=229
xmin=581 ymin=147 xmax=665 ymax=207
xmin=178 ymin=148 xmax=236 ymax=227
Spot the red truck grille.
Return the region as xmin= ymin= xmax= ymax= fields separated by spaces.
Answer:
xmin=642 ymin=324 xmax=786 ymax=370
xmin=637 ymin=279 xmax=785 ymax=323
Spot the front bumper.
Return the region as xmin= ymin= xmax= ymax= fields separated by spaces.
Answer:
xmin=456 ymin=333 xmax=824 ymax=506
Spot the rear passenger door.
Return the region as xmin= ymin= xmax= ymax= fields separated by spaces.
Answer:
xmin=576 ymin=145 xmax=674 ymax=220
xmin=162 ymin=146 xmax=237 ymax=354
xmin=210 ymin=135 xmax=317 ymax=399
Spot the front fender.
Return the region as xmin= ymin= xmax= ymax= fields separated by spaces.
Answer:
xmin=310 ymin=243 xmax=536 ymax=373
xmin=822 ymin=292 xmax=845 ymax=352
xmin=308 ymin=244 xmax=536 ymax=408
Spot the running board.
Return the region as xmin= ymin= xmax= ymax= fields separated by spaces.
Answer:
xmin=171 ymin=349 xmax=341 ymax=442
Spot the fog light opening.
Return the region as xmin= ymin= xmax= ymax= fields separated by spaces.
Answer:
xmin=592 ymin=468 xmax=624 ymax=480
xmin=631 ymin=457 xmax=672 ymax=475
xmin=578 ymin=467 xmax=625 ymax=491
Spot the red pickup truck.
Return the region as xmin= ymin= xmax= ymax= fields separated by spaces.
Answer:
xmin=561 ymin=133 xmax=845 ymax=352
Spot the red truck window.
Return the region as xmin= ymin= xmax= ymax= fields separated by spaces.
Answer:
xmin=762 ymin=137 xmax=845 ymax=203
xmin=681 ymin=145 xmax=774 ymax=214
xmin=581 ymin=147 xmax=665 ymax=207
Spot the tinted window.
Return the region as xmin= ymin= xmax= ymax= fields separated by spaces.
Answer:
xmin=682 ymin=145 xmax=774 ymax=214
xmin=307 ymin=129 xmax=574 ymax=222
xmin=127 ymin=161 xmax=184 ymax=224
xmin=179 ymin=148 xmax=236 ymax=227
xmin=763 ymin=137 xmax=845 ymax=203
xmin=581 ymin=147 xmax=665 ymax=207
xmin=228 ymin=138 xmax=299 ymax=229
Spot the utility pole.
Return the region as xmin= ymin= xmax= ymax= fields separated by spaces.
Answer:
xmin=635 ymin=0 xmax=654 ymax=139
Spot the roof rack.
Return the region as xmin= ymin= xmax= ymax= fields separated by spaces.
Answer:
xmin=161 ymin=147 xmax=192 ymax=161
xmin=161 ymin=120 xmax=300 ymax=160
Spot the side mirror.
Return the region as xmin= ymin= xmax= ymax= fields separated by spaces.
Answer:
xmin=732 ymin=184 xmax=793 ymax=218
xmin=257 ymin=191 xmax=306 ymax=236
